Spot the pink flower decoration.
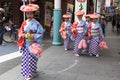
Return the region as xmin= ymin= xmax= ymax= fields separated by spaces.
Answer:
xmin=62 ymin=14 xmax=71 ymax=18
xmin=75 ymin=10 xmax=84 ymax=16
xmin=29 ymin=43 xmax=43 ymax=57
xmin=78 ymin=39 xmax=87 ymax=49
xmin=99 ymin=41 xmax=108 ymax=50
xmin=20 ymin=4 xmax=39 ymax=12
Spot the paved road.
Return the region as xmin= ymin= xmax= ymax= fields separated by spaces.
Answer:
xmin=0 ymin=22 xmax=120 ymax=80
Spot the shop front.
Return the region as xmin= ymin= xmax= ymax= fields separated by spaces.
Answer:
xmin=0 ymin=0 xmax=75 ymax=34
xmin=0 ymin=0 xmax=22 ymax=27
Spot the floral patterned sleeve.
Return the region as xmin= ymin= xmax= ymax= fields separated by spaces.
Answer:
xmin=33 ymin=23 xmax=44 ymax=44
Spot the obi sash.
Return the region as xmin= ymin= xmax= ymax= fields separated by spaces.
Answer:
xmin=76 ymin=27 xmax=84 ymax=33
xmin=91 ymin=29 xmax=99 ymax=35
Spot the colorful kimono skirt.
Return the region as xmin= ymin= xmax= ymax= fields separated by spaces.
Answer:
xmin=64 ymin=35 xmax=70 ymax=49
xmin=73 ymin=35 xmax=82 ymax=54
xmin=88 ymin=39 xmax=100 ymax=55
xmin=21 ymin=43 xmax=38 ymax=77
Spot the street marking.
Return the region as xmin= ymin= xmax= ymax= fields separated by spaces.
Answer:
xmin=0 ymin=51 xmax=21 ymax=63
xmin=57 ymin=60 xmax=78 ymax=74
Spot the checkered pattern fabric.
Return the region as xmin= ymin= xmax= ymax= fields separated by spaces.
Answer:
xmin=89 ymin=39 xmax=100 ymax=55
xmin=21 ymin=48 xmax=37 ymax=77
xmin=64 ymin=36 xmax=70 ymax=49
xmin=73 ymin=35 xmax=82 ymax=54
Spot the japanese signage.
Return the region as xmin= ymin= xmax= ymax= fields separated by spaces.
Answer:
xmin=105 ymin=0 xmax=111 ymax=7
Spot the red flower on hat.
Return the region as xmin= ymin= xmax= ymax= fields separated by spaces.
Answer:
xmin=89 ymin=13 xmax=100 ymax=18
xmin=75 ymin=10 xmax=84 ymax=16
xmin=62 ymin=14 xmax=71 ymax=18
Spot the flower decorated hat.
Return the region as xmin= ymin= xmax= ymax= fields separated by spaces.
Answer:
xmin=62 ymin=14 xmax=71 ymax=18
xmin=89 ymin=13 xmax=100 ymax=19
xmin=75 ymin=10 xmax=84 ymax=16
xmin=20 ymin=4 xmax=39 ymax=12
xmin=85 ymin=14 xmax=92 ymax=18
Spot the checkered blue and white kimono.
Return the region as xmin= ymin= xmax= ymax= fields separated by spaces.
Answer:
xmin=71 ymin=19 xmax=86 ymax=55
xmin=88 ymin=22 xmax=104 ymax=55
xmin=19 ymin=18 xmax=44 ymax=77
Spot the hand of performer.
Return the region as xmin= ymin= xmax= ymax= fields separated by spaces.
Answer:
xmin=30 ymin=34 xmax=34 ymax=39
xmin=19 ymin=32 xmax=25 ymax=38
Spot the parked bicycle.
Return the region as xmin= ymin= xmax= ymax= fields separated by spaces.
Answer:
xmin=3 ymin=23 xmax=18 ymax=43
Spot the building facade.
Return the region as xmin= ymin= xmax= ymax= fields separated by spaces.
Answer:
xmin=0 ymin=0 xmax=74 ymax=33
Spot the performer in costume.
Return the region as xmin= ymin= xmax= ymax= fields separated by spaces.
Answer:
xmin=71 ymin=10 xmax=86 ymax=56
xmin=59 ymin=14 xmax=71 ymax=50
xmin=18 ymin=4 xmax=44 ymax=80
xmin=84 ymin=14 xmax=92 ymax=52
xmin=87 ymin=14 xmax=104 ymax=57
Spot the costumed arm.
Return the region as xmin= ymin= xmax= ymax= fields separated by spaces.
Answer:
xmin=17 ymin=21 xmax=26 ymax=47
xmin=84 ymin=23 xmax=89 ymax=35
xmin=71 ymin=22 xmax=78 ymax=37
xmin=59 ymin=22 xmax=65 ymax=33
xmin=82 ymin=22 xmax=88 ymax=37
xmin=99 ymin=24 xmax=104 ymax=40
xmin=33 ymin=23 xmax=44 ymax=44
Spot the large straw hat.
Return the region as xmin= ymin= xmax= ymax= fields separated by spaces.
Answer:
xmin=89 ymin=13 xmax=100 ymax=19
xmin=62 ymin=14 xmax=71 ymax=18
xmin=20 ymin=4 xmax=39 ymax=12
xmin=75 ymin=10 xmax=84 ymax=16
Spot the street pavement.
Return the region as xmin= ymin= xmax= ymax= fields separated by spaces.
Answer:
xmin=0 ymin=34 xmax=52 ymax=75
xmin=0 ymin=22 xmax=120 ymax=80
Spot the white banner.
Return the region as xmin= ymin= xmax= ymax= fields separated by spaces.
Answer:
xmin=105 ymin=0 xmax=111 ymax=7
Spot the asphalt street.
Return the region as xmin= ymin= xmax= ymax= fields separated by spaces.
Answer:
xmin=0 ymin=35 xmax=52 ymax=75
xmin=0 ymin=22 xmax=120 ymax=80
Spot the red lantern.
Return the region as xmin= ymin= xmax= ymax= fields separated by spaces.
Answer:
xmin=77 ymin=0 xmax=86 ymax=2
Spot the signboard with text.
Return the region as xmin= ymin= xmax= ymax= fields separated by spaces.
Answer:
xmin=105 ymin=0 xmax=111 ymax=7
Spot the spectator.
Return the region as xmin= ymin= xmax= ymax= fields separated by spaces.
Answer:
xmin=59 ymin=14 xmax=72 ymax=51
xmin=0 ymin=8 xmax=5 ymax=46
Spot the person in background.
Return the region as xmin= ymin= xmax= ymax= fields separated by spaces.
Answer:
xmin=116 ymin=14 xmax=120 ymax=32
xmin=84 ymin=14 xmax=92 ymax=52
xmin=87 ymin=14 xmax=104 ymax=57
xmin=50 ymin=16 xmax=53 ymax=38
xmin=71 ymin=10 xmax=86 ymax=56
xmin=18 ymin=4 xmax=44 ymax=80
xmin=112 ymin=14 xmax=116 ymax=31
xmin=100 ymin=15 xmax=106 ymax=36
xmin=0 ymin=8 xmax=6 ymax=46
xmin=59 ymin=14 xmax=71 ymax=51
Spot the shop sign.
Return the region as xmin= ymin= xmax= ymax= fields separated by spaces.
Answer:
xmin=44 ymin=1 xmax=53 ymax=27
xmin=77 ymin=0 xmax=86 ymax=2
xmin=105 ymin=0 xmax=111 ymax=7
